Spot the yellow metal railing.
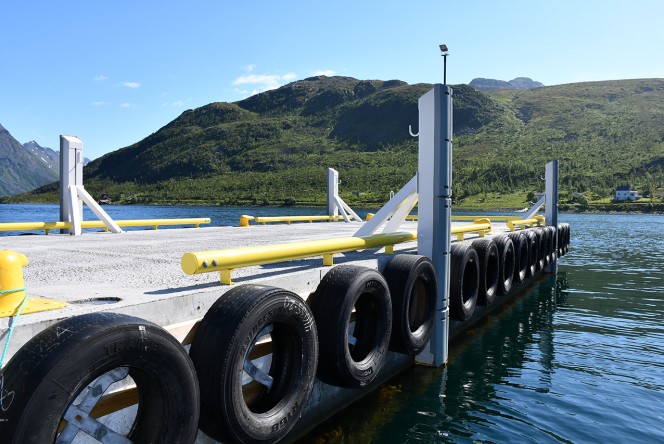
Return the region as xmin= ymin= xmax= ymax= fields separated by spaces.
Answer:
xmin=0 ymin=218 xmax=211 ymax=235
xmin=453 ymin=216 xmax=521 ymax=221
xmin=182 ymin=220 xmax=493 ymax=284
xmin=182 ymin=231 xmax=418 ymax=284
xmin=506 ymin=215 xmax=545 ymax=231
xmin=405 ymin=215 xmax=521 ymax=222
xmin=240 ymin=215 xmax=354 ymax=226
xmin=452 ymin=219 xmax=492 ymax=241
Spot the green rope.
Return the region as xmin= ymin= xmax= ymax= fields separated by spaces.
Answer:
xmin=0 ymin=287 xmax=28 ymax=369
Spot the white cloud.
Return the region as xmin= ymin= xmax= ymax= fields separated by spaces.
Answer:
xmin=232 ymin=69 xmax=299 ymax=94
xmin=172 ymin=101 xmax=184 ymax=106
xmin=162 ymin=92 xmax=168 ymax=96
xmin=120 ymin=103 xmax=137 ymax=108
xmin=121 ymin=82 xmax=140 ymax=88
xmin=313 ymin=70 xmax=336 ymax=76
xmin=161 ymin=102 xmax=169 ymax=108
xmin=233 ymin=74 xmax=281 ymax=89
xmin=187 ymin=97 xmax=192 ymax=102
xmin=94 ymin=75 xmax=107 ymax=81
xmin=91 ymin=101 xmax=107 ymax=106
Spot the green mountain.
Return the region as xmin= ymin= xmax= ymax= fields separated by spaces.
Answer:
xmin=7 ymin=76 xmax=664 ymax=207
xmin=0 ymin=123 xmax=59 ymax=196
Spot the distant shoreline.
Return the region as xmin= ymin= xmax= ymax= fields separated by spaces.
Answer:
xmin=3 ymin=201 xmax=662 ymax=215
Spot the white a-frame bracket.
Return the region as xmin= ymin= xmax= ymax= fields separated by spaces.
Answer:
xmin=353 ymin=174 xmax=418 ymax=236
xmin=60 ymin=135 xmax=123 ymax=235
xmin=68 ymin=185 xmax=122 ymax=235
xmin=327 ymin=168 xmax=362 ymax=223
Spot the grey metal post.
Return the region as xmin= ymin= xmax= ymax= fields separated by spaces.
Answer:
xmin=417 ymin=84 xmax=452 ymax=367
xmin=545 ymin=160 xmax=559 ymax=273
xmin=59 ymin=135 xmax=83 ymax=234
xmin=327 ymin=168 xmax=339 ymax=218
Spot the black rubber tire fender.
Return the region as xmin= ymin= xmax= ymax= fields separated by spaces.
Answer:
xmin=534 ymin=228 xmax=546 ymax=271
xmin=382 ymin=254 xmax=438 ymax=355
xmin=541 ymin=227 xmax=551 ymax=266
xmin=494 ymin=235 xmax=515 ymax=295
xmin=471 ymin=238 xmax=499 ymax=306
xmin=449 ymin=242 xmax=480 ymax=321
xmin=190 ymin=285 xmax=318 ymax=444
xmin=565 ymin=223 xmax=571 ymax=254
xmin=547 ymin=226 xmax=557 ymax=264
xmin=524 ymin=229 xmax=538 ymax=278
xmin=507 ymin=232 xmax=528 ymax=286
xmin=558 ymin=224 xmax=564 ymax=257
xmin=308 ymin=265 xmax=392 ymax=388
xmin=0 ymin=313 xmax=200 ymax=444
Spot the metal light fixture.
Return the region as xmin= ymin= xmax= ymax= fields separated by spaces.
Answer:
xmin=439 ymin=44 xmax=449 ymax=85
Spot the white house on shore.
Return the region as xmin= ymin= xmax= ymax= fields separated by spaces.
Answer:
xmin=615 ymin=185 xmax=639 ymax=201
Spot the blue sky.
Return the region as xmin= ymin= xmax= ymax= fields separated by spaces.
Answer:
xmin=2 ymin=0 xmax=662 ymax=160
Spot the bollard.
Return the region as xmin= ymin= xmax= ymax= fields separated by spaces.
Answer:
xmin=0 ymin=250 xmax=28 ymax=316
xmin=240 ymin=215 xmax=255 ymax=227
xmin=0 ymin=250 xmax=67 ymax=318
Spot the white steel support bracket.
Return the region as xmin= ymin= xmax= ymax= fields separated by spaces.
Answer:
xmin=69 ymin=185 xmax=123 ymax=235
xmin=522 ymin=195 xmax=546 ymax=220
xmin=354 ymin=175 xmax=418 ymax=236
xmin=327 ymin=168 xmax=362 ymax=223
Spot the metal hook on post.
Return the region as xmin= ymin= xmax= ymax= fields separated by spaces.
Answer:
xmin=409 ymin=125 xmax=419 ymax=137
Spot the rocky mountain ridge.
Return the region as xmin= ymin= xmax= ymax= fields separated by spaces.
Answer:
xmin=0 ymin=124 xmax=59 ymax=196
xmin=470 ymin=77 xmax=544 ymax=91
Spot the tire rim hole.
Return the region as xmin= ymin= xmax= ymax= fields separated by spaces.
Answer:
xmin=242 ymin=322 xmax=299 ymax=415
xmin=348 ymin=292 xmax=380 ymax=363
xmin=462 ymin=257 xmax=479 ymax=306
xmin=486 ymin=254 xmax=499 ymax=293
xmin=504 ymin=249 xmax=515 ymax=284
xmin=408 ymin=277 xmax=428 ymax=333
xmin=57 ymin=368 xmax=139 ymax=443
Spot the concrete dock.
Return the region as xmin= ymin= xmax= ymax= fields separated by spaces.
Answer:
xmin=0 ymin=220 xmax=524 ymax=443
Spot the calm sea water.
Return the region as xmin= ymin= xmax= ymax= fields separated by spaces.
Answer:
xmin=2 ymin=206 xmax=663 ymax=442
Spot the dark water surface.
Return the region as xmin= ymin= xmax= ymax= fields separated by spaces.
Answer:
xmin=298 ymin=213 xmax=664 ymax=443
xmin=3 ymin=206 xmax=663 ymax=442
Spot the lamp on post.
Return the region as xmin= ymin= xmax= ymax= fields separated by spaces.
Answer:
xmin=439 ymin=44 xmax=449 ymax=85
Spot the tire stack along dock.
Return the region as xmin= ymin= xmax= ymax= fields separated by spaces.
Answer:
xmin=0 ymin=84 xmax=570 ymax=444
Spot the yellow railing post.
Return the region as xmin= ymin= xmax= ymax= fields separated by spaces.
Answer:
xmin=323 ymin=254 xmax=334 ymax=266
xmin=220 ymin=269 xmax=234 ymax=285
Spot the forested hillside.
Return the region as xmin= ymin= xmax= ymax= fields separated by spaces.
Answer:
xmin=7 ymin=76 xmax=664 ymax=208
